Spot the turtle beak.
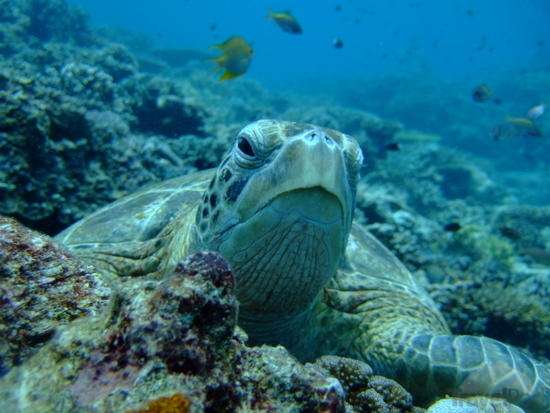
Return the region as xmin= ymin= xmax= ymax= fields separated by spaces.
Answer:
xmin=235 ymin=128 xmax=354 ymax=235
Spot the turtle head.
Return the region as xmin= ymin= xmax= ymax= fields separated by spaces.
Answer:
xmin=195 ymin=119 xmax=363 ymax=318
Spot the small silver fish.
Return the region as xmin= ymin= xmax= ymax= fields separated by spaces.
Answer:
xmin=527 ymin=104 xmax=545 ymax=120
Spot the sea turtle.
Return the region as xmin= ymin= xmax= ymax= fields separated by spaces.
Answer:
xmin=57 ymin=120 xmax=549 ymax=412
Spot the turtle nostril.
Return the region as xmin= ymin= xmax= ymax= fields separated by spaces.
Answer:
xmin=306 ymin=131 xmax=334 ymax=145
xmin=307 ymin=132 xmax=317 ymax=141
xmin=324 ymin=135 xmax=334 ymax=145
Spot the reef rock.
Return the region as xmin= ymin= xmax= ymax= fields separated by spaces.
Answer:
xmin=0 ymin=215 xmax=111 ymax=373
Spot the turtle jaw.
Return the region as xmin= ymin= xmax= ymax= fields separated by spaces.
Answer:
xmin=217 ymin=187 xmax=345 ymax=319
xmin=233 ymin=126 xmax=357 ymax=240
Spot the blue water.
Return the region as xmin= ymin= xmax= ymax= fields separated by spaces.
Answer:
xmin=61 ymin=0 xmax=550 ymax=204
xmin=67 ymin=0 xmax=550 ymax=88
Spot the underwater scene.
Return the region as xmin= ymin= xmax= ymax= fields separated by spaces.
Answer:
xmin=0 ymin=0 xmax=549 ymax=412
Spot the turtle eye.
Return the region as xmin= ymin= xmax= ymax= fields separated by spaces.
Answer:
xmin=237 ymin=136 xmax=255 ymax=157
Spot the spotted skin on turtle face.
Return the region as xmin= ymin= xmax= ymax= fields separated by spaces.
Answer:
xmin=195 ymin=157 xmax=249 ymax=237
xmin=197 ymin=174 xmax=224 ymax=235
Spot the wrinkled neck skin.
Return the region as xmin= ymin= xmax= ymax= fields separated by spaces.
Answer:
xmin=238 ymin=303 xmax=319 ymax=358
xmin=202 ymin=187 xmax=348 ymax=350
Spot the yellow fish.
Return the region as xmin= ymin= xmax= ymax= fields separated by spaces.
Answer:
xmin=267 ymin=10 xmax=303 ymax=34
xmin=505 ymin=117 xmax=533 ymax=127
xmin=211 ymin=36 xmax=253 ymax=81
xmin=492 ymin=117 xmax=542 ymax=140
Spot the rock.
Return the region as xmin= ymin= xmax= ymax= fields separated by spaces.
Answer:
xmin=242 ymin=347 xmax=346 ymax=413
xmin=316 ymin=355 xmax=374 ymax=393
xmin=123 ymin=75 xmax=206 ymax=138
xmin=0 ymin=216 xmax=111 ymax=373
xmin=93 ymin=44 xmax=138 ymax=82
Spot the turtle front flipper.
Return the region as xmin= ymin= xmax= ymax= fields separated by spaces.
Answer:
xmin=324 ymin=223 xmax=550 ymax=412
xmin=387 ymin=332 xmax=550 ymax=411
xmin=56 ymin=172 xmax=213 ymax=279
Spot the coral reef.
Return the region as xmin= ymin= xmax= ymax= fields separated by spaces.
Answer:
xmin=0 ymin=0 xmax=209 ymax=234
xmin=23 ymin=0 xmax=92 ymax=44
xmin=315 ymin=356 xmax=421 ymax=413
xmin=122 ymin=75 xmax=206 ymax=138
xmin=353 ymin=144 xmax=501 ymax=274
xmin=0 ymin=0 xmax=93 ymax=56
xmin=0 ymin=215 xmax=111 ymax=372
